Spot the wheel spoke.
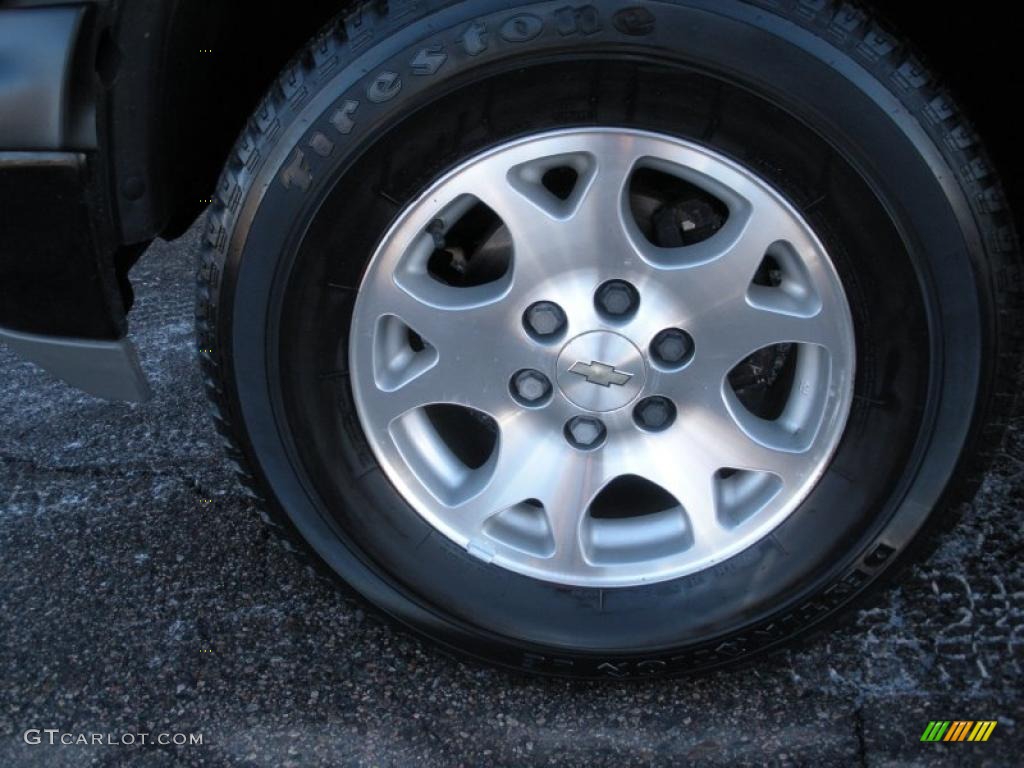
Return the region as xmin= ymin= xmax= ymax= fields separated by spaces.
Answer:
xmin=597 ymin=439 xmax=733 ymax=558
xmin=563 ymin=137 xmax=644 ymax=271
xmin=676 ymin=389 xmax=810 ymax=479
xmin=467 ymin=133 xmax=643 ymax=286
xmin=632 ymin=166 xmax=800 ymax=281
xmin=455 ymin=411 xmax=562 ymax=523
xmin=362 ymin=281 xmax=545 ymax=422
xmin=364 ymin=355 xmax=469 ymax=425
xmin=695 ymin=299 xmax=836 ymax=381
xmin=457 ymin=413 xmax=591 ymax=570
xmin=462 ymin=432 xmax=617 ymax=569
xmin=542 ymin=452 xmax=606 ymax=571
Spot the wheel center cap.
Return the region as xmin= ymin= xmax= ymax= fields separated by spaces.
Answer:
xmin=556 ymin=331 xmax=646 ymax=412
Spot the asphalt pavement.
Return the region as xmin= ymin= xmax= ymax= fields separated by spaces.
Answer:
xmin=1 ymin=219 xmax=1021 ymax=767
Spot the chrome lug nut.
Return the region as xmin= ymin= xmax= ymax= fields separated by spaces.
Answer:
xmin=595 ymin=280 xmax=639 ymax=319
xmin=651 ymin=328 xmax=695 ymax=367
xmin=523 ymin=301 xmax=567 ymax=338
xmin=634 ymin=396 xmax=676 ymax=432
xmin=511 ymin=369 xmax=552 ymax=405
xmin=565 ymin=416 xmax=607 ymax=450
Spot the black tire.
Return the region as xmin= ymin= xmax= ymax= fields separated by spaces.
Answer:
xmin=196 ymin=0 xmax=1021 ymax=678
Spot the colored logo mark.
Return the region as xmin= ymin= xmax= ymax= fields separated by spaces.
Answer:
xmin=920 ymin=721 xmax=997 ymax=742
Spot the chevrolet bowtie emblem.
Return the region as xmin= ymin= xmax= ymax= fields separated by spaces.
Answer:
xmin=568 ymin=360 xmax=634 ymax=387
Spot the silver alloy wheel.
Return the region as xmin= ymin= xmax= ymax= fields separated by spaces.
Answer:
xmin=349 ymin=128 xmax=855 ymax=588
